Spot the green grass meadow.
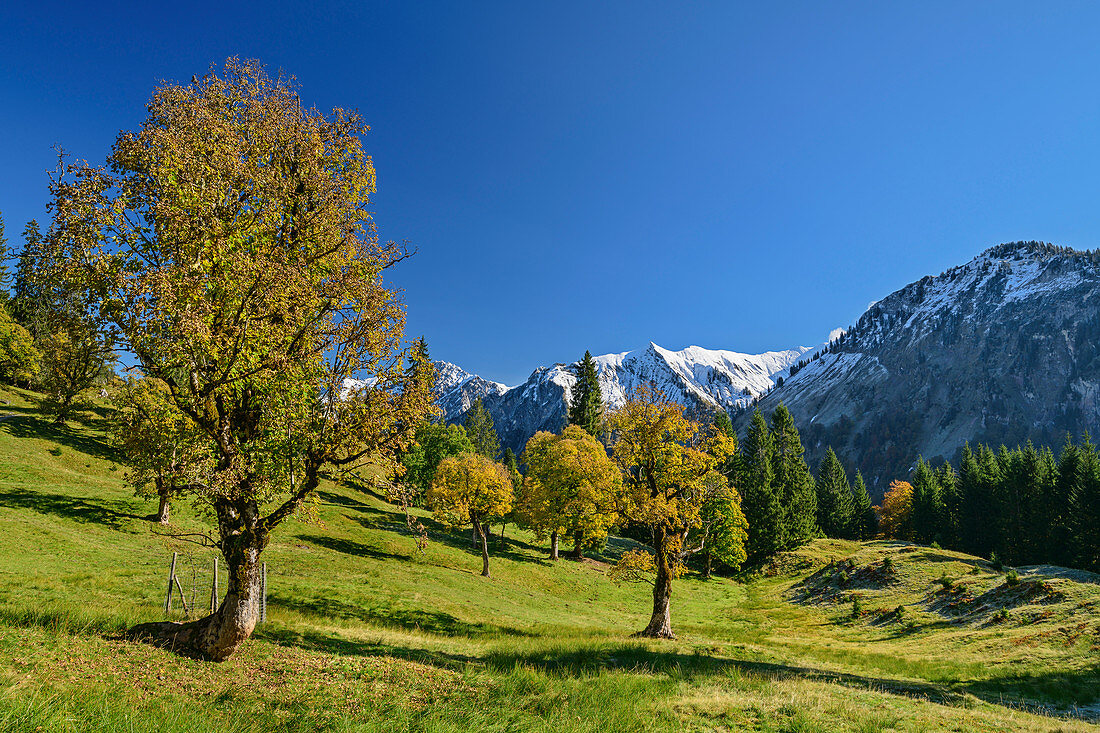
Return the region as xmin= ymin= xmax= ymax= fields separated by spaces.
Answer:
xmin=0 ymin=385 xmax=1098 ymax=732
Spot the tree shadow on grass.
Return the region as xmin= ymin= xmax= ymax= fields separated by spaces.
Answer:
xmin=0 ymin=487 xmax=144 ymax=529
xmin=261 ymin=627 xmax=1099 ymax=722
xmin=298 ymin=534 xmax=412 ymax=562
xmin=258 ymin=625 xmax=480 ymax=670
xmin=0 ymin=413 xmax=119 ymax=463
xmin=267 ymin=593 xmax=536 ymax=639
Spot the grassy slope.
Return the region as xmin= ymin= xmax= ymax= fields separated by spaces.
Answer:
xmin=0 ymin=385 xmax=1097 ymax=732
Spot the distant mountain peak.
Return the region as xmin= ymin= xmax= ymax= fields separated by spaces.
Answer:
xmin=434 ymin=343 xmax=808 ymax=453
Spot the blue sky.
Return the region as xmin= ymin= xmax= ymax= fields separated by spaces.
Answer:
xmin=3 ymin=3 xmax=1100 ymax=384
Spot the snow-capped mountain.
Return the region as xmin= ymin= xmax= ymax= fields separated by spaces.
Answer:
xmin=436 ymin=343 xmax=809 ymax=454
xmin=751 ymin=241 xmax=1100 ymax=491
xmin=431 ymin=361 xmax=508 ymax=418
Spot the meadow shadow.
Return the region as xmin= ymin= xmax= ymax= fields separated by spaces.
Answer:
xmin=1 ymin=414 xmax=119 ymax=463
xmin=0 ymin=487 xmax=144 ymax=529
xmin=267 ymin=594 xmax=536 ymax=639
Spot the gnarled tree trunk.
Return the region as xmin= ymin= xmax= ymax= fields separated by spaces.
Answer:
xmin=154 ymin=477 xmax=171 ymax=524
xmin=127 ymin=498 xmax=267 ymax=661
xmin=571 ymin=529 xmax=585 ymax=561
xmin=638 ymin=527 xmax=676 ymax=638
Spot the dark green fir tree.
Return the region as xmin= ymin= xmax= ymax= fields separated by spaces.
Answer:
xmin=740 ymin=409 xmax=783 ymax=561
xmin=769 ymin=403 xmax=817 ymax=548
xmin=815 ymin=447 xmax=853 ymax=538
xmin=464 ymin=397 xmax=501 ymax=460
xmin=568 ymin=350 xmax=604 ymax=437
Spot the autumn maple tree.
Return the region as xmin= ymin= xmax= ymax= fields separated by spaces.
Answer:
xmin=608 ymin=384 xmax=737 ymax=638
xmin=427 ymin=453 xmax=514 ymax=577
xmin=46 ymin=59 xmax=433 ymax=660
xmin=877 ymin=480 xmax=914 ymax=539
xmin=518 ymin=425 xmax=623 ymax=561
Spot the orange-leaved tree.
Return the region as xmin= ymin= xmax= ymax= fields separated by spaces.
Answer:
xmin=876 ymin=480 xmax=914 ymax=539
xmin=608 ymin=384 xmax=736 ymax=638
xmin=47 ymin=59 xmax=434 ymax=660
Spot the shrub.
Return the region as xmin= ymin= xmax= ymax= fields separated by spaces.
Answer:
xmin=851 ymin=596 xmax=862 ymax=619
xmin=936 ymin=573 xmax=954 ymax=589
xmin=930 ymin=541 xmax=941 ymax=550
xmin=882 ymin=556 xmax=894 ymax=571
xmin=990 ymin=552 xmax=1003 ymax=571
xmin=48 ymin=446 xmax=62 ymax=456
xmin=1005 ymin=569 xmax=1020 ymax=587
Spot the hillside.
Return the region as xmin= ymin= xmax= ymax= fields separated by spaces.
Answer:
xmin=754 ymin=242 xmax=1100 ymax=491
xmin=1 ymin=387 xmax=1099 ymax=732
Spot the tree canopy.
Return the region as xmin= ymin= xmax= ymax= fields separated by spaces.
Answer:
xmin=427 ymin=453 xmax=514 ymax=577
xmin=609 ymin=384 xmax=737 ymax=638
xmin=519 ymin=425 xmax=623 ymax=560
xmin=47 ymin=58 xmax=434 ymax=660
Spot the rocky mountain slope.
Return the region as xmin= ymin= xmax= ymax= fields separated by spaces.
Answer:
xmin=436 ymin=343 xmax=809 ymax=454
xmin=751 ymin=241 xmax=1100 ymax=492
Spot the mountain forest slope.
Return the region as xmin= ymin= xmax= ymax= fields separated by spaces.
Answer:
xmin=1 ymin=385 xmax=1098 ymax=732
xmin=756 ymin=242 xmax=1100 ymax=490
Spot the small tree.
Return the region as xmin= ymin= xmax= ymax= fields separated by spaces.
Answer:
xmin=849 ymin=471 xmax=877 ymax=540
xmin=519 ymin=425 xmax=623 ymax=561
xmin=608 ymin=384 xmax=735 ymax=638
xmin=567 ymin=350 xmax=604 ymax=437
xmin=427 ymin=453 xmax=514 ymax=577
xmin=697 ymin=472 xmax=749 ymax=578
xmin=816 ymin=447 xmax=853 ymax=538
xmin=877 ymin=480 xmax=914 ymax=539
xmin=400 ymin=422 xmax=474 ymax=499
xmin=37 ymin=325 xmax=116 ymax=424
xmin=0 ymin=305 xmax=39 ymax=385
xmin=112 ymin=377 xmax=211 ymax=523
xmin=464 ymin=397 xmax=501 ymax=460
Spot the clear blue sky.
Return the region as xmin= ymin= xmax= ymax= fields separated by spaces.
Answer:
xmin=3 ymin=2 xmax=1100 ymax=385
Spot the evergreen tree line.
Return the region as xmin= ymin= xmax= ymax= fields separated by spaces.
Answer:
xmin=884 ymin=440 xmax=1100 ymax=573
xmin=727 ymin=406 xmax=875 ymax=562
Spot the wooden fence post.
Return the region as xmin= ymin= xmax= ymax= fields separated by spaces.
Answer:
xmin=210 ymin=557 xmax=218 ymax=614
xmin=164 ymin=552 xmax=177 ymax=618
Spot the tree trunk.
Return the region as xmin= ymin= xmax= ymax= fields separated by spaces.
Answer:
xmin=703 ymin=548 xmax=712 ymax=579
xmin=638 ymin=527 xmax=676 ymax=638
xmin=472 ymin=511 xmax=491 ymax=577
xmin=571 ymin=529 xmax=585 ymax=561
xmin=155 ymin=478 xmax=170 ymax=524
xmin=127 ymin=498 xmax=267 ymax=661
xmin=550 ymin=531 xmax=559 ymax=561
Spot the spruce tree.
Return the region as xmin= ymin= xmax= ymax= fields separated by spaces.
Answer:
xmin=815 ymin=447 xmax=853 ymax=538
xmin=1051 ymin=436 xmax=1081 ymax=567
xmin=850 ymin=471 xmax=876 ymax=540
xmin=935 ymin=462 xmax=961 ymax=548
xmin=909 ymin=458 xmax=942 ymax=544
xmin=568 ymin=350 xmax=603 ymax=437
xmin=1070 ymin=435 xmax=1100 ymax=572
xmin=464 ymin=397 xmax=501 ymax=460
xmin=769 ymin=404 xmax=817 ymax=548
xmin=740 ymin=409 xmax=783 ymax=561
xmin=0 ymin=211 xmax=10 ymax=297
xmin=11 ymin=220 xmax=44 ymax=331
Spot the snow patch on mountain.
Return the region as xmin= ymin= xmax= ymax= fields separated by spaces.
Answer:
xmin=434 ymin=342 xmax=811 ymax=453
